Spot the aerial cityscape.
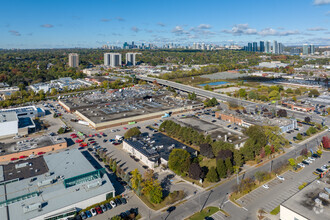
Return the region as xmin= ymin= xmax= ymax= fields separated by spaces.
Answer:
xmin=0 ymin=0 xmax=330 ymax=220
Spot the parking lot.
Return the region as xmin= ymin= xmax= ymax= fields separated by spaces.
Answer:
xmin=235 ymin=151 xmax=330 ymax=214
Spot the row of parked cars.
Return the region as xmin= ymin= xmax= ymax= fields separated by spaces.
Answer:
xmin=79 ymin=197 xmax=127 ymax=219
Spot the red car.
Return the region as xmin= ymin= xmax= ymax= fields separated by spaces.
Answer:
xmin=89 ymin=134 xmax=93 ymax=137
xmin=95 ymin=206 xmax=103 ymax=214
xmin=71 ymin=135 xmax=77 ymax=138
xmin=37 ymin=152 xmax=45 ymax=155
xmin=75 ymin=139 xmax=83 ymax=143
xmin=11 ymin=157 xmax=18 ymax=161
xmin=80 ymin=142 xmax=88 ymax=147
xmin=99 ymin=132 xmax=104 ymax=135
xmin=90 ymin=141 xmax=96 ymax=144
xmin=70 ymin=133 xmax=77 ymax=137
xmin=123 ymin=127 xmax=128 ymax=130
xmin=19 ymin=155 xmax=27 ymax=159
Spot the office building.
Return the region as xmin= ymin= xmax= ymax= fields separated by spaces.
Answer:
xmin=248 ymin=43 xmax=252 ymax=52
xmin=104 ymin=53 xmax=111 ymax=66
xmin=126 ymin=53 xmax=136 ymax=66
xmin=0 ymin=149 xmax=115 ymax=220
xmin=265 ymin=41 xmax=271 ymax=53
xmin=0 ymin=112 xmax=18 ymax=139
xmin=311 ymin=44 xmax=315 ymax=54
xmin=253 ymin=42 xmax=258 ymax=52
xmin=68 ymin=53 xmax=79 ymax=68
xmin=303 ymin=44 xmax=309 ymax=55
xmin=278 ymin=43 xmax=284 ymax=54
xmin=104 ymin=53 xmax=122 ymax=67
xmin=290 ymin=48 xmax=301 ymax=55
xmin=259 ymin=41 xmax=265 ymax=52
xmin=273 ymin=40 xmax=278 ymax=54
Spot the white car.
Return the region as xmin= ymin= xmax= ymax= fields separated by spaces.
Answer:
xmin=90 ymin=208 xmax=97 ymax=216
xmin=298 ymin=163 xmax=305 ymax=168
xmin=110 ymin=200 xmax=116 ymax=208
xmin=306 ymin=159 xmax=313 ymax=164
xmin=308 ymin=157 xmax=315 ymax=161
xmin=276 ymin=175 xmax=285 ymax=181
xmin=262 ymin=184 xmax=269 ymax=189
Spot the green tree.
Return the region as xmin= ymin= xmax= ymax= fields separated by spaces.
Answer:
xmin=130 ymin=168 xmax=142 ymax=190
xmin=296 ymin=133 xmax=303 ymax=140
xmin=225 ymin=157 xmax=233 ymax=175
xmin=238 ymin=88 xmax=247 ymax=98
xmin=206 ymin=166 xmax=219 ymax=182
xmin=149 ymin=181 xmax=163 ymax=204
xmin=50 ymin=88 xmax=57 ymax=96
xmin=288 ymin=158 xmax=296 ymax=167
xmin=111 ymin=216 xmax=123 ymax=220
xmin=233 ymin=150 xmax=243 ymax=167
xmin=124 ymin=127 xmax=141 ymax=139
xmin=112 ymin=161 xmax=117 ymax=173
xmin=57 ymin=127 xmax=65 ymax=134
xmin=268 ymin=90 xmax=279 ymax=100
xmin=248 ymin=91 xmax=258 ymax=100
xmin=168 ymin=149 xmax=191 ymax=175
xmin=38 ymin=89 xmax=46 ymax=100
xmin=216 ymin=159 xmax=227 ymax=178
xmin=264 ymin=145 xmax=271 ymax=156
xmin=308 ymin=89 xmax=320 ymax=97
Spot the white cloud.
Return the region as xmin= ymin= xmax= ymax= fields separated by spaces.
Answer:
xmin=313 ymin=0 xmax=330 ymax=5
xmin=172 ymin=26 xmax=188 ymax=35
xmin=131 ymin=26 xmax=140 ymax=33
xmin=307 ymin=27 xmax=327 ymax=31
xmin=222 ymin=24 xmax=300 ymax=36
xmin=157 ymin=22 xmax=165 ymax=27
xmin=101 ymin=18 xmax=111 ymax=22
xmin=197 ymin=24 xmax=211 ymax=29
xmin=41 ymin=24 xmax=54 ymax=28
xmin=9 ymin=30 xmax=21 ymax=36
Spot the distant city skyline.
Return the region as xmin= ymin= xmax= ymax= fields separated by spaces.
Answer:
xmin=1 ymin=0 xmax=330 ymax=49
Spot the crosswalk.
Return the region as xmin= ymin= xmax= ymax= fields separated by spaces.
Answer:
xmin=237 ymin=170 xmax=317 ymax=213
xmin=211 ymin=211 xmax=227 ymax=220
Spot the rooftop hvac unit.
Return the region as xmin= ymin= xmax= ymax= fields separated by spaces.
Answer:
xmin=37 ymin=178 xmax=54 ymax=187
xmin=23 ymin=202 xmax=42 ymax=213
xmin=15 ymin=162 xmax=29 ymax=169
xmin=87 ymin=180 xmax=101 ymax=189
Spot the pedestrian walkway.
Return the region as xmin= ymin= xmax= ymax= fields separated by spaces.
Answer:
xmin=211 ymin=211 xmax=227 ymax=220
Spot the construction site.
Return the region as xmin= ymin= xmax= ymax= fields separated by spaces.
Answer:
xmin=59 ymin=85 xmax=203 ymax=130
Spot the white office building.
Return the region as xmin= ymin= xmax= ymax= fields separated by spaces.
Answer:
xmin=104 ymin=53 xmax=122 ymax=67
xmin=265 ymin=41 xmax=271 ymax=53
xmin=0 ymin=112 xmax=18 ymax=139
xmin=68 ymin=53 xmax=79 ymax=68
xmin=126 ymin=53 xmax=136 ymax=66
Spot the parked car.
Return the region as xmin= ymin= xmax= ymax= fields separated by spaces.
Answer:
xmin=276 ymin=175 xmax=285 ymax=181
xmin=101 ymin=204 xmax=107 ymax=212
xmin=110 ymin=200 xmax=116 ymax=208
xmin=90 ymin=208 xmax=97 ymax=216
xmin=85 ymin=210 xmax=92 ymax=218
xmin=312 ymin=154 xmax=320 ymax=158
xmin=308 ymin=157 xmax=315 ymax=161
xmin=103 ymin=139 xmax=107 ymax=143
xmin=120 ymin=197 xmax=127 ymax=204
xmin=115 ymin=198 xmax=122 ymax=205
xmin=95 ymin=206 xmax=103 ymax=214
xmin=80 ymin=212 xmax=87 ymax=219
xmin=262 ymin=184 xmax=269 ymax=189
xmin=105 ymin=203 xmax=112 ymax=210
xmin=302 ymin=160 xmax=310 ymax=165
xmin=298 ymin=163 xmax=305 ymax=168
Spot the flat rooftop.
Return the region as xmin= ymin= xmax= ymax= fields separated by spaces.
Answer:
xmin=125 ymin=132 xmax=197 ymax=161
xmin=0 ymin=111 xmax=17 ymax=123
xmin=281 ymin=180 xmax=330 ymax=220
xmin=0 ymin=149 xmax=115 ymax=220
xmin=2 ymin=156 xmax=49 ymax=181
xmin=61 ymin=86 xmax=201 ymax=124
xmin=0 ymin=135 xmax=66 ymax=157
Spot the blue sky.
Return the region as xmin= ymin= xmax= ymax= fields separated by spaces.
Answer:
xmin=1 ymin=0 xmax=330 ymax=48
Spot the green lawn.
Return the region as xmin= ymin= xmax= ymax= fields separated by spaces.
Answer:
xmin=199 ymin=158 xmax=216 ymax=169
xmin=186 ymin=207 xmax=220 ymax=220
xmin=270 ymin=205 xmax=280 ymax=215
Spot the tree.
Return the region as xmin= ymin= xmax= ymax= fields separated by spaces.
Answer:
xmin=124 ymin=127 xmax=141 ymax=139
xmin=57 ymin=127 xmax=65 ymax=134
xmin=238 ymin=88 xmax=247 ymax=98
xmin=277 ymin=109 xmax=287 ymax=117
xmin=254 ymin=171 xmax=267 ymax=183
xmin=225 ymin=157 xmax=233 ymax=175
xmin=216 ymin=149 xmax=233 ymax=161
xmin=149 ymin=181 xmax=163 ymax=204
xmin=322 ymin=136 xmax=330 ymax=149
xmin=50 ymin=88 xmax=57 ymax=96
xmin=188 ymin=163 xmax=202 ymax=180
xmin=296 ymin=133 xmax=303 ymax=140
xmin=38 ymin=89 xmax=45 ymax=100
xmin=112 ymin=161 xmax=117 ymax=173
xmin=206 ymin=166 xmax=219 ymax=182
xmin=143 ymin=169 xmax=154 ymax=181
xmin=200 ymin=143 xmax=214 ymax=158
xmin=308 ymin=89 xmax=320 ymax=97
xmin=288 ymin=158 xmax=296 ymax=167
xmin=268 ymin=90 xmax=279 ymax=100
xmin=216 ymin=159 xmax=227 ymax=178
xmin=168 ymin=149 xmax=191 ymax=175
xmin=248 ymin=91 xmax=258 ymax=100
xmin=300 ymin=148 xmax=308 ymax=156
xmin=304 ymin=117 xmax=311 ymax=123
xmin=130 ymin=169 xmax=142 ymax=190
xmin=233 ymin=150 xmax=243 ymax=167
xmin=111 ymin=216 xmax=123 ymax=220
xmin=264 ymin=145 xmax=271 ymax=156
xmin=294 ymin=88 xmax=301 ymax=95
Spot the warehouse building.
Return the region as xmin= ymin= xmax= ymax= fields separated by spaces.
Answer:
xmin=0 ymin=149 xmax=115 ymax=220
xmin=280 ymin=180 xmax=330 ymax=220
xmin=0 ymin=135 xmax=67 ymax=163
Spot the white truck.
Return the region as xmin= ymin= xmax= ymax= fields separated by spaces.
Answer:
xmin=115 ymin=135 xmax=123 ymax=140
xmin=78 ymin=120 xmax=89 ymax=126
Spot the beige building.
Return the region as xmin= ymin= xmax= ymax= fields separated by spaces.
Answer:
xmin=68 ymin=53 xmax=79 ymax=68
